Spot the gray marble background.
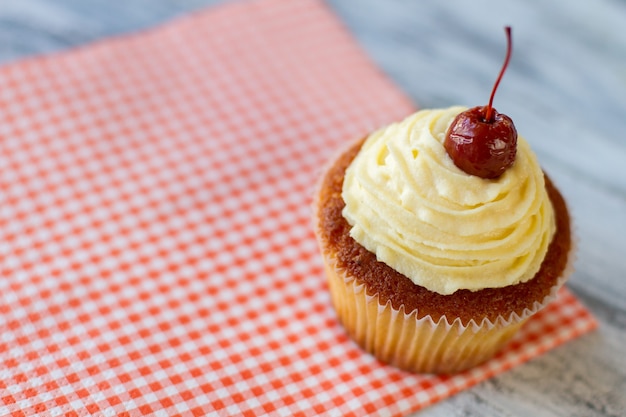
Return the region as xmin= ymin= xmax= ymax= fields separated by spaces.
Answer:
xmin=1 ymin=1 xmax=625 ymax=416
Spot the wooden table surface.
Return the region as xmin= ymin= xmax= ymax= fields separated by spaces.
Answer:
xmin=1 ymin=1 xmax=624 ymax=416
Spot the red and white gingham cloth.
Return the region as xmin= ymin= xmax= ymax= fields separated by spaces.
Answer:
xmin=0 ymin=0 xmax=597 ymax=415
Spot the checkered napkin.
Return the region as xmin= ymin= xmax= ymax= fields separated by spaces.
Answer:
xmin=0 ymin=0 xmax=597 ymax=416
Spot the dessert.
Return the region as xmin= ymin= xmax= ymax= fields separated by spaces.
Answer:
xmin=312 ymin=28 xmax=573 ymax=374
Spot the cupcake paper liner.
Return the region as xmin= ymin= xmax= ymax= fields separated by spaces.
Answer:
xmin=320 ymin=240 xmax=575 ymax=374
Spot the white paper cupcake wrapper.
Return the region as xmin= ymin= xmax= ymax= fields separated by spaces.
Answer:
xmin=320 ymin=238 xmax=575 ymax=374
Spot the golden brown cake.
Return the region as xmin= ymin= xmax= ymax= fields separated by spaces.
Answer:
xmin=312 ymin=107 xmax=573 ymax=374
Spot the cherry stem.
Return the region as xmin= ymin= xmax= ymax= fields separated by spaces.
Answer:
xmin=484 ymin=26 xmax=512 ymax=122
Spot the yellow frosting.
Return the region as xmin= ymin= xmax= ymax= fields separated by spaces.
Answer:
xmin=341 ymin=106 xmax=555 ymax=295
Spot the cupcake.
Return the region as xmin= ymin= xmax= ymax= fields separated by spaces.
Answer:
xmin=313 ymin=27 xmax=573 ymax=374
xmin=312 ymin=105 xmax=573 ymax=374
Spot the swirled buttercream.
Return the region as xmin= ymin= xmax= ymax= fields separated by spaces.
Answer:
xmin=341 ymin=106 xmax=556 ymax=295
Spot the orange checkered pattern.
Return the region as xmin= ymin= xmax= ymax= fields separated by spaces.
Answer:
xmin=0 ymin=0 xmax=597 ymax=416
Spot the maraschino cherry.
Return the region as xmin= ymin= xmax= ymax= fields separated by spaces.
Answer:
xmin=444 ymin=26 xmax=517 ymax=179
